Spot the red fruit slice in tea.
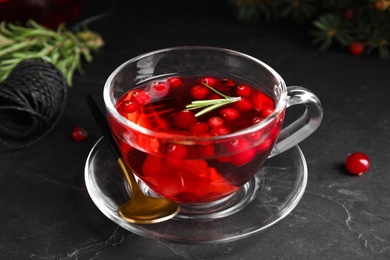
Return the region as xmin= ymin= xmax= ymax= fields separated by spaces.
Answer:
xmin=161 ymin=156 xmax=187 ymax=170
xmin=251 ymin=91 xmax=275 ymax=110
xmin=131 ymin=90 xmax=151 ymax=105
xmin=141 ymin=155 xmax=236 ymax=203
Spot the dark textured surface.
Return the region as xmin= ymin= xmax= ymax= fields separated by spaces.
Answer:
xmin=1 ymin=1 xmax=389 ymax=259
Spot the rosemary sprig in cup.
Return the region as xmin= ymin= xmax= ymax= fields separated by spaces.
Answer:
xmin=185 ymin=83 xmax=241 ymax=117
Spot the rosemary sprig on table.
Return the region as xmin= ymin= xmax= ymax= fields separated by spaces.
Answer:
xmin=185 ymin=83 xmax=241 ymax=117
xmin=0 ymin=20 xmax=104 ymax=86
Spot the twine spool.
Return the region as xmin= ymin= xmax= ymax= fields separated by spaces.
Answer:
xmin=0 ymin=58 xmax=67 ymax=151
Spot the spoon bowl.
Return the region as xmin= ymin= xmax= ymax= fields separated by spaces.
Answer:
xmin=117 ymin=157 xmax=180 ymax=224
xmin=86 ymin=95 xmax=180 ymax=224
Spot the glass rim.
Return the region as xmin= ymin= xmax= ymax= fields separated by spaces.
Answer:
xmin=103 ymin=46 xmax=287 ymax=142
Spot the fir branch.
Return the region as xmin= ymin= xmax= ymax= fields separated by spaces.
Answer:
xmin=311 ymin=13 xmax=353 ymax=50
xmin=227 ymin=0 xmax=390 ymax=59
xmin=356 ymin=11 xmax=390 ymax=58
xmin=0 ymin=20 xmax=104 ymax=86
xmin=227 ymin=0 xmax=275 ymax=22
xmin=279 ymin=0 xmax=318 ymax=23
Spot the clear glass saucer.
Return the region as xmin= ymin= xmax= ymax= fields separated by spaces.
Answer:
xmin=84 ymin=137 xmax=308 ymax=244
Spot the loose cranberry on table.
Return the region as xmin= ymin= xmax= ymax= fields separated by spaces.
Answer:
xmin=345 ymin=152 xmax=370 ymax=175
xmin=71 ymin=126 xmax=88 ymax=142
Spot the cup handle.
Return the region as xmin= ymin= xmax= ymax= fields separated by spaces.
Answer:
xmin=269 ymin=86 xmax=323 ymax=157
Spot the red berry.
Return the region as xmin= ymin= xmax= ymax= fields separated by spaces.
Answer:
xmin=161 ymin=157 xmax=186 ymax=170
xmin=345 ymin=152 xmax=370 ymax=175
xmin=258 ymin=108 xmax=273 ymax=118
xmin=225 ymin=138 xmax=251 ymax=153
xmin=162 ymin=144 xmax=188 ymax=170
xmin=252 ymin=91 xmax=275 ymax=110
xmin=217 ymin=156 xmax=231 ymax=163
xmin=209 ymin=126 xmax=231 ymax=136
xmin=186 ymin=145 xmax=198 ymax=158
xmin=207 ymin=116 xmax=224 ymax=128
xmin=342 ymin=9 xmax=354 ymax=20
xmin=131 ymin=90 xmax=151 ymax=105
xmin=225 ymin=138 xmax=256 ymax=165
xmin=233 ymin=98 xmax=253 ymax=112
xmin=150 ymin=82 xmax=169 ymax=99
xmin=167 ymin=77 xmax=182 ymax=88
xmin=215 ymin=78 xmax=235 ymax=93
xmin=349 ymin=42 xmax=364 ymax=56
xmin=197 ymin=144 xmax=215 ymax=157
xmin=256 ymin=138 xmax=273 ymax=153
xmin=199 ymin=76 xmax=217 ymax=87
xmin=173 ymin=110 xmax=197 ymax=129
xmin=164 ymin=144 xmax=188 ymax=158
xmin=190 ymin=84 xmax=210 ymax=100
xmin=220 ymin=107 xmax=239 ymax=120
xmin=251 ymin=117 xmax=264 ymax=125
xmin=72 ymin=127 xmax=88 ymax=142
xmin=206 ymin=92 xmax=222 ymax=100
xmin=190 ymin=122 xmax=209 ymax=135
xmin=231 ymin=84 xmax=251 ymax=98
xmin=121 ymin=100 xmax=139 ymax=113
xmin=231 ymin=148 xmax=256 ymax=166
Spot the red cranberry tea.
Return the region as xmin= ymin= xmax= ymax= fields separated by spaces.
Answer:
xmin=110 ymin=75 xmax=284 ymax=204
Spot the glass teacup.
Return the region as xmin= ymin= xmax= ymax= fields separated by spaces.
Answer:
xmin=103 ymin=46 xmax=323 ymax=218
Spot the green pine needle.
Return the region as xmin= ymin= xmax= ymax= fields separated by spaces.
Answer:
xmin=228 ymin=0 xmax=390 ymax=59
xmin=312 ymin=13 xmax=353 ymax=50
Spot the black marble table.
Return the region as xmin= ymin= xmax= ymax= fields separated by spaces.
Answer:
xmin=1 ymin=0 xmax=389 ymax=259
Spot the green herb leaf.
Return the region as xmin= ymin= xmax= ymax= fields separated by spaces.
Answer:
xmin=185 ymin=83 xmax=241 ymax=117
xmin=0 ymin=20 xmax=104 ymax=86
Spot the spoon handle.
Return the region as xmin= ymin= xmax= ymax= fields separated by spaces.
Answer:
xmin=85 ymin=94 xmax=121 ymax=160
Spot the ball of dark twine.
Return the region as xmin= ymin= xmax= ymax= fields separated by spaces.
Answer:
xmin=0 ymin=58 xmax=67 ymax=151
